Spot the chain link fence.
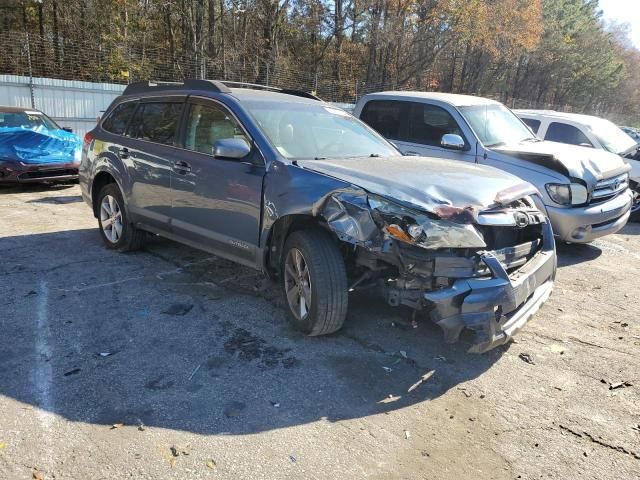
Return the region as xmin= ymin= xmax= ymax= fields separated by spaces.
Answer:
xmin=0 ymin=30 xmax=629 ymax=122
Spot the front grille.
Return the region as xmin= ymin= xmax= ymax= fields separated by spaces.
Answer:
xmin=18 ymin=168 xmax=77 ymax=180
xmin=591 ymin=173 xmax=628 ymax=204
xmin=476 ymin=198 xmax=546 ymax=273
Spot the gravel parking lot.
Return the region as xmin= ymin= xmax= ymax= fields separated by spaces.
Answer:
xmin=1 ymin=184 xmax=639 ymax=480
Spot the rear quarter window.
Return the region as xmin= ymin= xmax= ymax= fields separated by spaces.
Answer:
xmin=102 ymin=102 xmax=137 ymax=135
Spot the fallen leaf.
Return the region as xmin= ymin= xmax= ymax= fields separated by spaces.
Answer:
xmin=110 ymin=423 xmax=124 ymax=430
xmin=169 ymin=457 xmax=177 ymax=469
xmin=33 ymin=471 xmax=44 ymax=480
xmin=206 ymin=458 xmax=217 ymax=469
xmin=0 ymin=442 xmax=6 ymax=450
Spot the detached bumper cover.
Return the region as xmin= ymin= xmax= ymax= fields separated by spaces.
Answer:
xmin=425 ymin=222 xmax=556 ymax=353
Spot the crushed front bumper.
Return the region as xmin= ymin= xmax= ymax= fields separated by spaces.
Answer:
xmin=424 ymin=222 xmax=556 ymax=353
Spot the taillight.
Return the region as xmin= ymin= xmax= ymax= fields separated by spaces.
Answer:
xmin=83 ymin=131 xmax=94 ymax=149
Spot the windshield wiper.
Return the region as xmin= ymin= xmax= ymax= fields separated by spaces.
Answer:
xmin=314 ymin=157 xmax=327 ymax=160
xmin=522 ymin=137 xmax=540 ymax=143
xmin=369 ymin=153 xmax=381 ymax=157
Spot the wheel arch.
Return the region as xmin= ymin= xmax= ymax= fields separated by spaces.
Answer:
xmin=263 ymin=214 xmax=338 ymax=277
xmin=91 ymin=171 xmax=118 ymax=217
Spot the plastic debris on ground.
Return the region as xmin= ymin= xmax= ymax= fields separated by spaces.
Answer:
xmin=518 ymin=352 xmax=536 ymax=365
xmin=408 ymin=370 xmax=435 ymax=393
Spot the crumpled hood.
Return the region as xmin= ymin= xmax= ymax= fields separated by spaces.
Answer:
xmin=492 ymin=140 xmax=630 ymax=184
xmin=0 ymin=126 xmax=81 ymax=165
xmin=297 ymin=155 xmax=531 ymax=212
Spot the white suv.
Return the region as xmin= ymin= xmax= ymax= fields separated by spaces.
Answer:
xmin=515 ymin=110 xmax=640 ymax=220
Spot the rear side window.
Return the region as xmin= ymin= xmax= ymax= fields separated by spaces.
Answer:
xmin=127 ymin=102 xmax=183 ymax=146
xmin=545 ymin=122 xmax=592 ymax=147
xmin=102 ymin=102 xmax=137 ymax=135
xmin=360 ymin=100 xmax=410 ymax=141
xmin=407 ymin=103 xmax=463 ymax=146
xmin=521 ymin=117 xmax=541 ymax=134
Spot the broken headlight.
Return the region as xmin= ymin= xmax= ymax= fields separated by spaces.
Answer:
xmin=367 ymin=195 xmax=486 ymax=250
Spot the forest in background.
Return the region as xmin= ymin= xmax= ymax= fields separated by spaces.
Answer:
xmin=1 ymin=0 xmax=640 ymax=124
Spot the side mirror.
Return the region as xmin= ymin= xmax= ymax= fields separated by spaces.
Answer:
xmin=441 ymin=134 xmax=465 ymax=150
xmin=212 ymin=138 xmax=251 ymax=159
xmin=62 ymin=127 xmax=73 ymax=133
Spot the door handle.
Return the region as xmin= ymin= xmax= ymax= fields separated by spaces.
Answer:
xmin=119 ymin=147 xmax=130 ymax=159
xmin=174 ymin=160 xmax=191 ymax=174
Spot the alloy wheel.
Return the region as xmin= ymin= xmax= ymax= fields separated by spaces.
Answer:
xmin=284 ymin=248 xmax=312 ymax=320
xmin=100 ymin=194 xmax=123 ymax=243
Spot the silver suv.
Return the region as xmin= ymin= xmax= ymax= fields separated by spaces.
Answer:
xmin=355 ymin=92 xmax=632 ymax=243
xmin=80 ymin=80 xmax=556 ymax=352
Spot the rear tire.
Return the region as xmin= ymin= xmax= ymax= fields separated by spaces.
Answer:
xmin=96 ymin=183 xmax=145 ymax=252
xmin=281 ymin=229 xmax=348 ymax=336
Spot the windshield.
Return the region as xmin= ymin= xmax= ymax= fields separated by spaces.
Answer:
xmin=459 ymin=104 xmax=536 ymax=147
xmin=587 ymin=118 xmax=637 ymax=155
xmin=242 ymin=99 xmax=398 ymax=160
xmin=0 ymin=110 xmax=60 ymax=130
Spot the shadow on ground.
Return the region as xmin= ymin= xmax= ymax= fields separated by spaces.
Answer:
xmin=556 ymin=241 xmax=603 ymax=267
xmin=0 ymin=227 xmax=504 ymax=436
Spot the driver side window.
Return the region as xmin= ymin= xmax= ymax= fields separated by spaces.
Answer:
xmin=408 ymin=103 xmax=463 ymax=147
xmin=185 ymin=103 xmax=249 ymax=155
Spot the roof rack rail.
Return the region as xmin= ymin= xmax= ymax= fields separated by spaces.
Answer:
xmin=219 ymin=81 xmax=321 ymax=101
xmin=122 ymin=79 xmax=231 ymax=96
xmin=121 ymin=79 xmax=320 ymax=101
xmin=220 ymin=81 xmax=280 ymax=92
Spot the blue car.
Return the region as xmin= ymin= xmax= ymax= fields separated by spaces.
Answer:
xmin=0 ymin=106 xmax=82 ymax=185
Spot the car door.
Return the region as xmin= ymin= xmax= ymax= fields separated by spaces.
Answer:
xmin=124 ymin=98 xmax=185 ymax=231
xmin=544 ymin=121 xmax=594 ymax=148
xmin=360 ymin=99 xmax=475 ymax=162
xmin=170 ymin=98 xmax=265 ymax=266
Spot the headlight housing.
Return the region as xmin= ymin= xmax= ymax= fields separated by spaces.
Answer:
xmin=545 ymin=183 xmax=588 ymax=206
xmin=367 ymin=195 xmax=486 ymax=249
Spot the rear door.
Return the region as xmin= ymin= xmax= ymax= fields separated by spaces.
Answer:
xmin=170 ymin=97 xmax=265 ymax=266
xmin=124 ymin=98 xmax=185 ymax=231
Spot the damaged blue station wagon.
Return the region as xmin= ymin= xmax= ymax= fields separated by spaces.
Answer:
xmin=80 ymin=80 xmax=556 ymax=352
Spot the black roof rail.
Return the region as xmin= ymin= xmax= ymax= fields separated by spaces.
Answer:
xmin=220 ymin=81 xmax=281 ymax=92
xmin=122 ymin=79 xmax=232 ymax=96
xmin=121 ymin=79 xmax=319 ymax=101
xmin=219 ymin=81 xmax=321 ymax=101
xmin=279 ymin=89 xmax=321 ymax=101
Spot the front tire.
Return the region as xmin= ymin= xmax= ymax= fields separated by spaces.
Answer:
xmin=97 ymin=183 xmax=145 ymax=251
xmin=281 ymin=229 xmax=348 ymax=336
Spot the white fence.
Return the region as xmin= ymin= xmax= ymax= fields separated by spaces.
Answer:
xmin=0 ymin=75 xmax=124 ymax=137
